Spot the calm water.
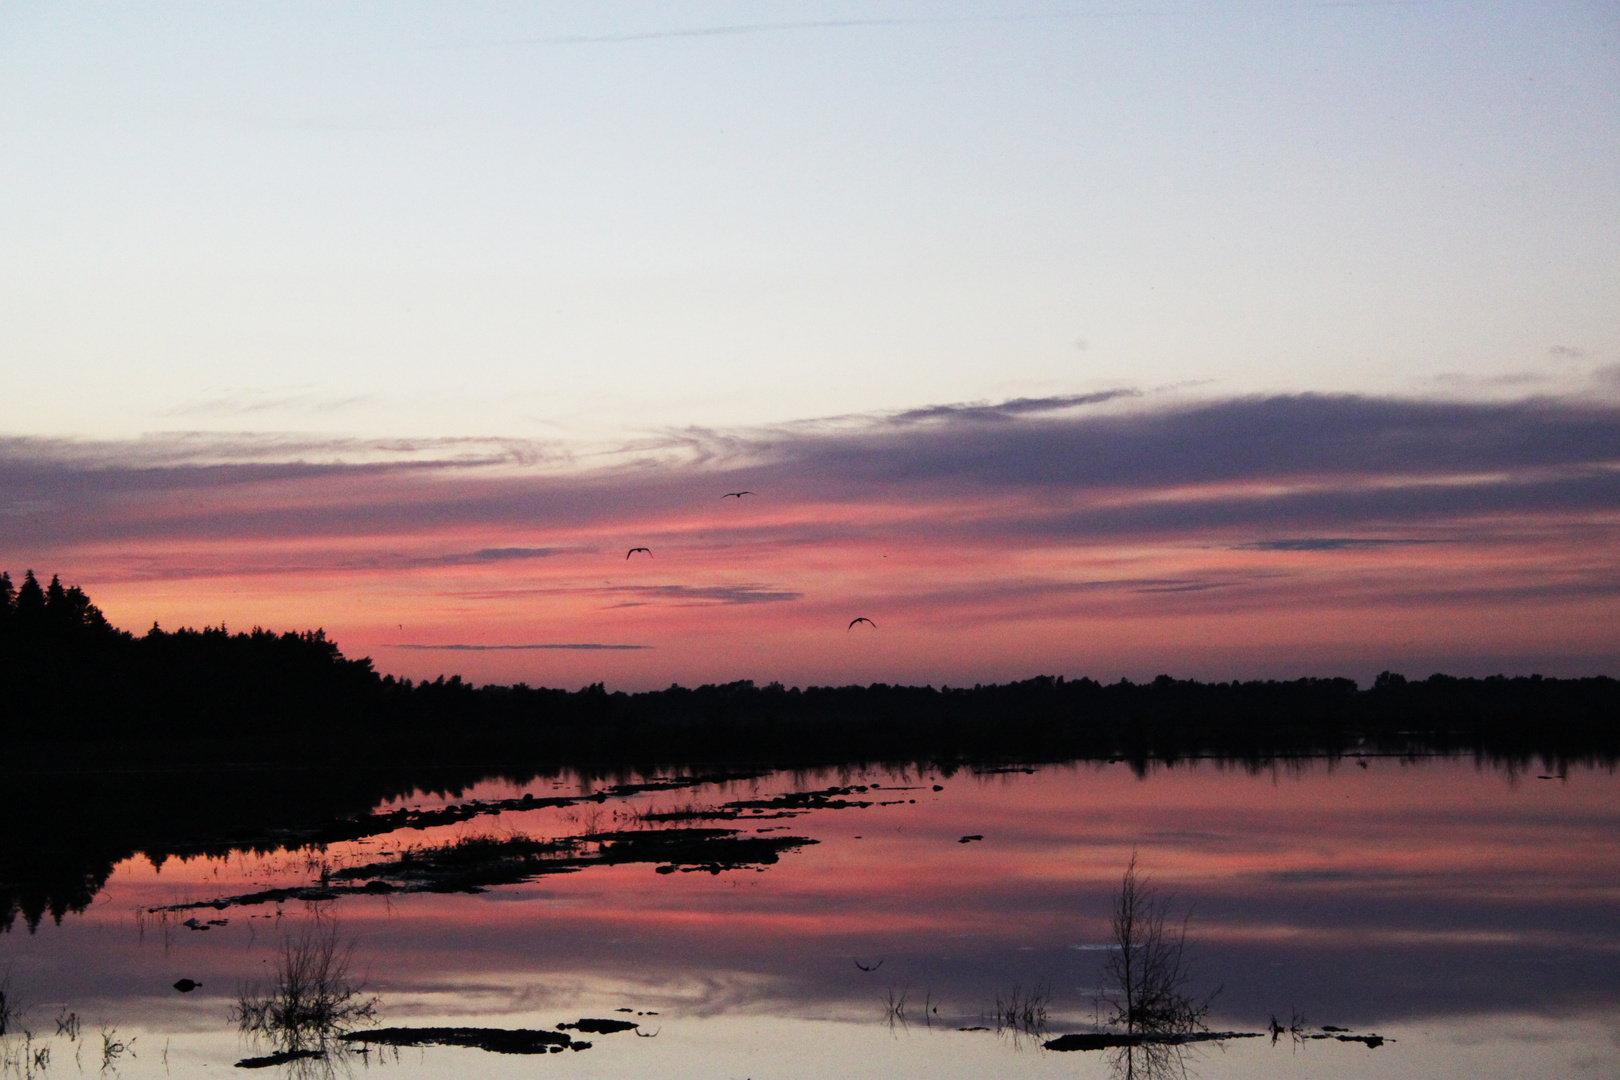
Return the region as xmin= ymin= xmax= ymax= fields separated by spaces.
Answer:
xmin=2 ymin=757 xmax=1617 ymax=1079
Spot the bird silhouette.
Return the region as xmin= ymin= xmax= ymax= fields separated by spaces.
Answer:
xmin=854 ymin=959 xmax=884 ymax=972
xmin=722 ymin=491 xmax=755 ymax=499
xmin=626 ymin=547 xmax=652 ymax=559
xmin=848 ymin=617 xmax=876 ymax=630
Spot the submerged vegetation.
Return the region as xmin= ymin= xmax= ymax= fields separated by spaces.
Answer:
xmin=1040 ymin=856 xmax=1383 ymax=1078
xmin=224 ymin=914 xmax=636 ymax=1068
xmin=230 ymin=914 xmax=378 ymax=1069
xmin=992 ymin=983 xmax=1051 ymax=1039
xmin=151 ymin=825 xmax=820 ymax=913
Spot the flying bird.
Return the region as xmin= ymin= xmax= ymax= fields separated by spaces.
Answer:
xmin=722 ymin=491 xmax=755 ymax=499
xmin=848 ymin=617 xmax=876 ymax=630
xmin=854 ymin=959 xmax=884 ymax=972
xmin=626 ymin=547 xmax=652 ymax=559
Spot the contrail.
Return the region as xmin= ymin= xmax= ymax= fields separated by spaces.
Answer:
xmin=490 ymin=10 xmax=1159 ymax=47
xmin=539 ymin=17 xmax=966 ymax=44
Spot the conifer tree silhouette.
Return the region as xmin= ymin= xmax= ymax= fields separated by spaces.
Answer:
xmin=14 ymin=570 xmax=44 ymax=624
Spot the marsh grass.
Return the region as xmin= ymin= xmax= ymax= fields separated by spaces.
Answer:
xmin=1268 ymin=1007 xmax=1311 ymax=1047
xmin=993 ymin=982 xmax=1050 ymax=1037
xmin=99 ymin=1027 xmax=132 ymax=1072
xmin=883 ymin=987 xmax=909 ymax=1030
xmin=231 ymin=916 xmax=378 ymax=1054
xmin=635 ymin=801 xmax=714 ymax=824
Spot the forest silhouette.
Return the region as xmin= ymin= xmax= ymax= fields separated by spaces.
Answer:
xmin=2 ymin=569 xmax=1618 ymax=768
xmin=2 ymin=570 xmax=1618 ymax=932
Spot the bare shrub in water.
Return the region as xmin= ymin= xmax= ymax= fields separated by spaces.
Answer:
xmin=993 ymin=982 xmax=1050 ymax=1037
xmin=1101 ymin=853 xmax=1216 ymax=1039
xmin=1095 ymin=854 xmax=1221 ymax=1080
xmin=231 ymin=916 xmax=377 ymax=1052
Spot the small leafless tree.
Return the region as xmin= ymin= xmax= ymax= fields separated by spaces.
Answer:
xmin=231 ymin=914 xmax=377 ymax=1054
xmin=1101 ymin=853 xmax=1217 ymax=1039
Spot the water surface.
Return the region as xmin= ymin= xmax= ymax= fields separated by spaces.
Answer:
xmin=2 ymin=757 xmax=1616 ymax=1078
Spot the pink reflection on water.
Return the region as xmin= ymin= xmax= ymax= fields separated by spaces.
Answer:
xmin=98 ymin=758 xmax=1620 ymax=971
xmin=4 ymin=757 xmax=1615 ymax=1080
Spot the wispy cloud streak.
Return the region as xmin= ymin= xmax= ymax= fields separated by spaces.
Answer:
xmin=1237 ymin=538 xmax=1440 ymax=552
xmin=390 ymin=643 xmax=651 ymax=651
xmin=495 ymin=10 xmax=1156 ymax=48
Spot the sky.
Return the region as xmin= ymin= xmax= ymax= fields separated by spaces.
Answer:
xmin=1 ymin=0 xmax=1617 ymax=688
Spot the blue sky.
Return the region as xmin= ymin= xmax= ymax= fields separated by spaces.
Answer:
xmin=2 ymin=1 xmax=1615 ymax=441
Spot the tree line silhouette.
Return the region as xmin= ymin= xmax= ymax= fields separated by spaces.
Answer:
xmin=2 ymin=570 xmax=1618 ymax=933
xmin=2 ymin=570 xmax=1617 ymax=768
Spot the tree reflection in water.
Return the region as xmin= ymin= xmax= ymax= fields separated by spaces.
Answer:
xmin=1107 ymin=1040 xmax=1194 ymax=1080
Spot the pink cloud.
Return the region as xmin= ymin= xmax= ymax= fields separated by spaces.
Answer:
xmin=5 ymin=394 xmax=1617 ymax=687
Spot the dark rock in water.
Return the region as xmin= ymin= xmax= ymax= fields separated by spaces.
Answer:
xmin=958 ymin=834 xmax=983 ymax=843
xmin=1046 ymin=1031 xmax=1267 ymax=1052
xmin=342 ymin=1027 xmax=587 ymax=1054
xmin=1321 ymin=1025 xmax=1348 ymax=1032
xmin=236 ymin=1050 xmax=323 ymax=1068
xmin=558 ymin=1018 xmax=639 ymax=1034
xmin=362 ymin=880 xmax=395 ymax=893
xmin=1334 ymin=1033 xmax=1385 ymax=1048
xmin=173 ymin=979 xmax=200 ymax=993
xmin=1045 ymin=1033 xmax=1139 ymax=1051
xmin=933 ymin=785 xmax=944 ymax=791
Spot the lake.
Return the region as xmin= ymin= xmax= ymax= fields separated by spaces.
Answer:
xmin=1 ymin=755 xmax=1616 ymax=1079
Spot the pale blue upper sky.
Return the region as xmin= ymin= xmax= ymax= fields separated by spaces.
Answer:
xmin=2 ymin=1 xmax=1616 ymax=444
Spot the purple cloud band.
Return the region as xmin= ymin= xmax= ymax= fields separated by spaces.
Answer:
xmin=4 ymin=394 xmax=1617 ymax=549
